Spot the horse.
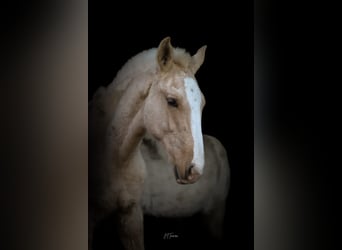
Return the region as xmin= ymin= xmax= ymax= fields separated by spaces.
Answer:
xmin=89 ymin=37 xmax=208 ymax=250
xmin=141 ymin=133 xmax=230 ymax=241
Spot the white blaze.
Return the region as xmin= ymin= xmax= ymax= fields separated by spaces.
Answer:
xmin=184 ymin=77 xmax=205 ymax=174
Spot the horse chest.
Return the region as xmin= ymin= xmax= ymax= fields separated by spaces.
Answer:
xmin=141 ymin=159 xmax=211 ymax=217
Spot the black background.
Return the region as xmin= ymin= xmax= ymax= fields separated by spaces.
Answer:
xmin=89 ymin=2 xmax=253 ymax=249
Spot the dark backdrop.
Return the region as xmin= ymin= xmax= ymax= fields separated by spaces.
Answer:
xmin=89 ymin=2 xmax=253 ymax=249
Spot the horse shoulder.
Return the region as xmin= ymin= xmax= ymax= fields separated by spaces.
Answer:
xmin=203 ymin=135 xmax=230 ymax=199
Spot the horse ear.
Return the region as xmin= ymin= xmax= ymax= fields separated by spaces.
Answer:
xmin=157 ymin=37 xmax=174 ymax=72
xmin=191 ymin=45 xmax=207 ymax=74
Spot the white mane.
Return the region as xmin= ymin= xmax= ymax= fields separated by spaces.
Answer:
xmin=91 ymin=46 xmax=193 ymax=115
xmin=110 ymin=48 xmax=158 ymax=91
xmin=108 ymin=47 xmax=192 ymax=91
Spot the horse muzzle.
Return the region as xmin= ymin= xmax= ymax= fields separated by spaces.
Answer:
xmin=174 ymin=164 xmax=202 ymax=184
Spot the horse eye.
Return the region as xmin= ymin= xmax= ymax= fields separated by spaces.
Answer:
xmin=166 ymin=97 xmax=178 ymax=107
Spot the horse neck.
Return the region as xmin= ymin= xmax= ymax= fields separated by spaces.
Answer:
xmin=109 ymin=76 xmax=152 ymax=164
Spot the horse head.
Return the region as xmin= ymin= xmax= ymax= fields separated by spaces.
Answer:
xmin=143 ymin=37 xmax=207 ymax=184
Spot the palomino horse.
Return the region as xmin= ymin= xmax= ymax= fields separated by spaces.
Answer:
xmin=141 ymin=134 xmax=230 ymax=240
xmin=89 ymin=37 xmax=207 ymax=250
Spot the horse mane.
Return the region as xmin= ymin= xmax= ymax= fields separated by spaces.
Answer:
xmin=111 ymin=47 xmax=192 ymax=90
xmin=90 ymin=46 xmax=193 ymax=116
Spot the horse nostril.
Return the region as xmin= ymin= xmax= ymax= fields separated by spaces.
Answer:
xmin=187 ymin=165 xmax=194 ymax=179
